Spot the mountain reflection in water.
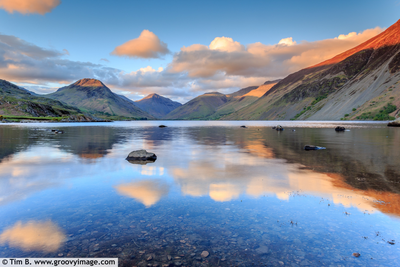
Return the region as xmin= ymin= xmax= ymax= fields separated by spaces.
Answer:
xmin=0 ymin=122 xmax=399 ymax=265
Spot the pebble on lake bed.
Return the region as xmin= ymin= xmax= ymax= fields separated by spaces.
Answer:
xmin=352 ymin=252 xmax=360 ymax=257
xmin=201 ymin=251 xmax=209 ymax=258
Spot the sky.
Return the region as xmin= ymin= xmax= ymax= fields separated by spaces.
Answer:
xmin=0 ymin=0 xmax=399 ymax=103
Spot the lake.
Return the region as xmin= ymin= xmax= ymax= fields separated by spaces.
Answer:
xmin=0 ymin=121 xmax=399 ymax=266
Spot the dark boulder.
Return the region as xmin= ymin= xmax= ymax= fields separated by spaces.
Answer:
xmin=159 ymin=125 xmax=167 ymax=128
xmin=304 ymin=145 xmax=326 ymax=151
xmin=388 ymin=119 xmax=400 ymax=127
xmin=335 ymin=126 xmax=346 ymax=131
xmin=126 ymin=150 xmax=157 ymax=164
xmin=240 ymin=125 xmax=247 ymax=128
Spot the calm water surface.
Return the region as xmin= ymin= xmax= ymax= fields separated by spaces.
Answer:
xmin=0 ymin=121 xmax=399 ymax=266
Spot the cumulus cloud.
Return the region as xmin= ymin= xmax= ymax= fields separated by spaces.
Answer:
xmin=169 ymin=27 xmax=383 ymax=78
xmin=0 ymin=0 xmax=60 ymax=15
xmin=111 ymin=30 xmax=170 ymax=59
xmin=209 ymin=37 xmax=245 ymax=52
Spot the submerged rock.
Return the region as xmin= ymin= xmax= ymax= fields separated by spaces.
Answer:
xmin=200 ymin=251 xmax=209 ymax=258
xmin=126 ymin=150 xmax=157 ymax=164
xmin=304 ymin=145 xmax=326 ymax=151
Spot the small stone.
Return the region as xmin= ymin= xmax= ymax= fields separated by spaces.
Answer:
xmin=179 ymin=240 xmax=186 ymax=244
xmin=352 ymin=252 xmax=360 ymax=257
xmin=190 ymin=253 xmax=195 ymax=257
xmin=58 ymin=253 xmax=63 ymax=257
xmin=279 ymin=261 xmax=284 ymax=265
xmin=147 ymin=255 xmax=153 ymax=261
xmin=111 ymin=244 xmax=117 ymax=247
xmin=167 ymin=255 xmax=172 ymax=261
xmin=174 ymin=262 xmax=181 ymax=266
xmin=201 ymin=251 xmax=209 ymax=258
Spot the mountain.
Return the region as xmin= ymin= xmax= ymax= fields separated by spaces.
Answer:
xmin=163 ymin=92 xmax=228 ymax=120
xmin=162 ymin=83 xmax=281 ymax=120
xmin=134 ymin=93 xmax=182 ymax=118
xmin=223 ymin=19 xmax=400 ymax=121
xmin=208 ymin=81 xmax=280 ymax=119
xmin=46 ymin=78 xmax=154 ymax=119
xmin=0 ymin=79 xmax=81 ymax=117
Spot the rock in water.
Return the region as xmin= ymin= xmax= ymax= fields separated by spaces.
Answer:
xmin=304 ymin=145 xmax=326 ymax=151
xmin=126 ymin=150 xmax=157 ymax=164
xmin=240 ymin=125 xmax=247 ymax=128
xmin=200 ymin=251 xmax=209 ymax=258
xmin=352 ymin=252 xmax=360 ymax=257
xmin=335 ymin=126 xmax=346 ymax=131
xmin=159 ymin=125 xmax=167 ymax=128
xmin=388 ymin=118 xmax=400 ymax=127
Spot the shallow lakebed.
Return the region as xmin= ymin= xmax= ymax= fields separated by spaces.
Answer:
xmin=0 ymin=121 xmax=399 ymax=266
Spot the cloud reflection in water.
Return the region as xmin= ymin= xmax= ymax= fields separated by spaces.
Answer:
xmin=0 ymin=221 xmax=66 ymax=252
xmin=115 ymin=180 xmax=170 ymax=207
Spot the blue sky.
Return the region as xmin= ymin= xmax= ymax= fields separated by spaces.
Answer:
xmin=0 ymin=0 xmax=398 ymax=102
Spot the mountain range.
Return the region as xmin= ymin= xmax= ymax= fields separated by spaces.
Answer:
xmin=45 ymin=79 xmax=154 ymax=120
xmin=1 ymin=19 xmax=400 ymax=121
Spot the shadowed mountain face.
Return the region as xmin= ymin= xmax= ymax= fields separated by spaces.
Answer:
xmin=163 ymin=92 xmax=229 ymax=120
xmin=224 ymin=19 xmax=400 ymax=121
xmin=0 ymin=79 xmax=80 ymax=117
xmin=45 ymin=78 xmax=154 ymax=119
xmin=208 ymin=82 xmax=279 ymax=119
xmin=163 ymin=83 xmax=280 ymax=120
xmin=134 ymin=93 xmax=182 ymax=118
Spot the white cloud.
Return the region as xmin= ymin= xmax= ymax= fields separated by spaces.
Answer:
xmin=209 ymin=37 xmax=245 ymax=52
xmin=278 ymin=37 xmax=296 ymax=46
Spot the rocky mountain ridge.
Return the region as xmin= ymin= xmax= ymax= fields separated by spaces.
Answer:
xmin=223 ymin=19 xmax=400 ymax=121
